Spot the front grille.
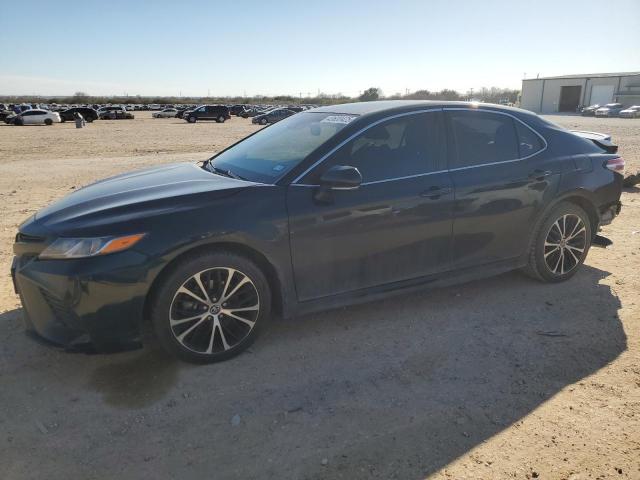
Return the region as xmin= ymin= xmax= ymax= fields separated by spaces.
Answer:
xmin=40 ymin=289 xmax=78 ymax=328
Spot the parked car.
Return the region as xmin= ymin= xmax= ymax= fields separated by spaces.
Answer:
xmin=59 ymin=107 xmax=98 ymax=123
xmin=174 ymin=106 xmax=196 ymax=118
xmin=240 ymin=106 xmax=264 ymax=118
xmin=595 ymin=103 xmax=625 ymax=117
xmin=619 ymin=105 xmax=640 ymax=118
xmin=184 ymin=105 xmax=230 ymax=123
xmin=0 ymin=109 xmax=15 ymax=122
xmin=252 ymin=108 xmax=296 ymax=125
xmin=11 ymin=101 xmax=624 ymax=363
xmin=580 ymin=104 xmax=601 ymax=116
xmin=153 ymin=108 xmax=179 ymax=118
xmin=229 ymin=104 xmax=248 ymax=116
xmin=9 ymin=109 xmax=61 ymax=125
xmin=98 ymin=106 xmax=135 ymax=120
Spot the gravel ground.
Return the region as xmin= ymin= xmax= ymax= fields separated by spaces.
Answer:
xmin=0 ymin=112 xmax=638 ymax=479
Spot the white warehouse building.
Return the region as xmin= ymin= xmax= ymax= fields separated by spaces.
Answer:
xmin=520 ymin=72 xmax=640 ymax=113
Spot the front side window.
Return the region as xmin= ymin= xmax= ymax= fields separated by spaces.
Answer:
xmin=449 ymin=110 xmax=519 ymax=168
xmin=309 ymin=112 xmax=445 ymax=184
xmin=209 ymin=112 xmax=355 ymax=183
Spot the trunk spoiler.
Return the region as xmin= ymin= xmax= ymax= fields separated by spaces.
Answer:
xmin=570 ymin=130 xmax=618 ymax=154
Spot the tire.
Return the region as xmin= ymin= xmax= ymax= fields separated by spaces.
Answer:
xmin=188 ymin=116 xmax=197 ymax=123
xmin=150 ymin=251 xmax=271 ymax=363
xmin=523 ymin=202 xmax=592 ymax=282
xmin=217 ymin=115 xmax=225 ymax=123
xmin=44 ymin=118 xmax=53 ymax=125
xmin=87 ymin=118 xmax=94 ymax=123
xmin=14 ymin=118 xmax=23 ymax=126
xmin=260 ymin=118 xmax=268 ymax=125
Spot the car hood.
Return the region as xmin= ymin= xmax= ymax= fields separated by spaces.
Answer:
xmin=26 ymin=162 xmax=254 ymax=233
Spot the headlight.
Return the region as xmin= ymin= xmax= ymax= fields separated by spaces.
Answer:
xmin=39 ymin=233 xmax=146 ymax=259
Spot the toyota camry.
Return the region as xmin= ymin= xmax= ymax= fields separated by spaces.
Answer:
xmin=12 ymin=101 xmax=624 ymax=363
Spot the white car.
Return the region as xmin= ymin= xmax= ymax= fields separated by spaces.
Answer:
xmin=619 ymin=105 xmax=640 ymax=118
xmin=153 ymin=108 xmax=178 ymax=118
xmin=12 ymin=109 xmax=61 ymax=126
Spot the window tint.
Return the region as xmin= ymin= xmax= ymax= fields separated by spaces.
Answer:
xmin=314 ymin=112 xmax=445 ymax=183
xmin=515 ymin=121 xmax=544 ymax=157
xmin=449 ymin=111 xmax=519 ymax=168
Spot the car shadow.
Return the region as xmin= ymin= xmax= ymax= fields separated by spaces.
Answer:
xmin=0 ymin=264 xmax=625 ymax=479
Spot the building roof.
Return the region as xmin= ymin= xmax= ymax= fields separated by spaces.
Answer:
xmin=523 ymin=72 xmax=640 ymax=81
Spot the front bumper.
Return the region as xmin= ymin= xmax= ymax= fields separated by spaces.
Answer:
xmin=11 ymin=250 xmax=151 ymax=352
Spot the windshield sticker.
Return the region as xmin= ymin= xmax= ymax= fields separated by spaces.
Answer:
xmin=320 ymin=115 xmax=358 ymax=125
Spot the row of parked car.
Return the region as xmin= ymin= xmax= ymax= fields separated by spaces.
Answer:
xmin=0 ymin=105 xmax=136 ymax=125
xmin=0 ymin=101 xmax=319 ymax=126
xmin=151 ymin=103 xmax=317 ymax=125
xmin=581 ymin=103 xmax=640 ymax=118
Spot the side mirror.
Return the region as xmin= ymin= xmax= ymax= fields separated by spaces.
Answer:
xmin=319 ymin=165 xmax=362 ymax=191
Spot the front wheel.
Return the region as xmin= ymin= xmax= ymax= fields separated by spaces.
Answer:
xmin=44 ymin=118 xmax=53 ymax=125
xmin=260 ymin=118 xmax=268 ymax=125
xmin=150 ymin=251 xmax=271 ymax=363
xmin=187 ymin=116 xmax=197 ymax=123
xmin=523 ymin=202 xmax=592 ymax=282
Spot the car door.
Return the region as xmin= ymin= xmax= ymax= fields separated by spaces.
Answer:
xmin=445 ymin=108 xmax=560 ymax=269
xmin=22 ymin=111 xmax=38 ymax=125
xmin=287 ymin=110 xmax=454 ymax=301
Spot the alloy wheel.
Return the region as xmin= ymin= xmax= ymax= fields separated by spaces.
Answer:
xmin=543 ymin=214 xmax=587 ymax=275
xmin=169 ymin=267 xmax=260 ymax=354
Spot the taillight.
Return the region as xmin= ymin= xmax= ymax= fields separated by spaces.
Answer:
xmin=605 ymin=157 xmax=625 ymax=174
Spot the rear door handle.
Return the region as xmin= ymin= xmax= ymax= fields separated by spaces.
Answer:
xmin=528 ymin=169 xmax=552 ymax=181
xmin=420 ymin=186 xmax=452 ymax=199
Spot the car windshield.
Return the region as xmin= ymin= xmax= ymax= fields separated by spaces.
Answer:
xmin=208 ymin=111 xmax=357 ymax=183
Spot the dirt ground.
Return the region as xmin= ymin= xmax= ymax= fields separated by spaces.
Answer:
xmin=0 ymin=112 xmax=638 ymax=480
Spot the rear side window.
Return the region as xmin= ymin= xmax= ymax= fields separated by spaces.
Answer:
xmin=449 ymin=111 xmax=519 ymax=168
xmin=515 ymin=121 xmax=544 ymax=157
xmin=313 ymin=111 xmax=446 ymax=183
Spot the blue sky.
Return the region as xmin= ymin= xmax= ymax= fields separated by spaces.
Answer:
xmin=0 ymin=0 xmax=638 ymax=97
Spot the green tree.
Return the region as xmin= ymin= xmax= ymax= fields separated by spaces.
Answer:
xmin=359 ymin=87 xmax=381 ymax=102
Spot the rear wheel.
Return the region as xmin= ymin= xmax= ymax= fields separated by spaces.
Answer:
xmin=523 ymin=202 xmax=592 ymax=282
xmin=150 ymin=251 xmax=271 ymax=363
xmin=217 ymin=115 xmax=225 ymax=123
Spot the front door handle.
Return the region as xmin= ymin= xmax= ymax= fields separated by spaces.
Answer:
xmin=420 ymin=186 xmax=452 ymax=199
xmin=528 ymin=169 xmax=552 ymax=181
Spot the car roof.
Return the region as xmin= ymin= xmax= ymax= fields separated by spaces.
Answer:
xmin=310 ymin=100 xmax=529 ymax=117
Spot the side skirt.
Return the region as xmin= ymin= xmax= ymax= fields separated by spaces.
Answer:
xmin=289 ymin=257 xmax=524 ymax=318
